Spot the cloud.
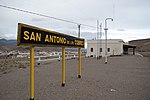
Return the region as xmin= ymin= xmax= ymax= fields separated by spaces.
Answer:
xmin=0 ymin=0 xmax=150 ymax=41
xmin=31 ymin=18 xmax=48 ymax=22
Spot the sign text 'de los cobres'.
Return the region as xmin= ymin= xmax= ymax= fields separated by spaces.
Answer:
xmin=17 ymin=23 xmax=84 ymax=48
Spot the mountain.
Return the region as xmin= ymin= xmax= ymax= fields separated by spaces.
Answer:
xmin=0 ymin=39 xmax=17 ymax=51
xmin=0 ymin=39 xmax=16 ymax=46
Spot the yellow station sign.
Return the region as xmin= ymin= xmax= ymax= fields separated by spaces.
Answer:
xmin=17 ymin=23 xmax=84 ymax=48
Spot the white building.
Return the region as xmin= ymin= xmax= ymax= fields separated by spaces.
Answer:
xmin=86 ymin=39 xmax=136 ymax=57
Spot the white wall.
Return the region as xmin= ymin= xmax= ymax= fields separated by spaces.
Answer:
xmin=86 ymin=39 xmax=124 ymax=57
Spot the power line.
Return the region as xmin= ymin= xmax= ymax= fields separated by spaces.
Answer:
xmin=0 ymin=4 xmax=98 ymax=29
xmin=0 ymin=4 xmax=78 ymax=24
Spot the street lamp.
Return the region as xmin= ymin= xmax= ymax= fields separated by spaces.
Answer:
xmin=104 ymin=18 xmax=113 ymax=64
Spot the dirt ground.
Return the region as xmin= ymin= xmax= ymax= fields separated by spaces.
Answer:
xmin=0 ymin=55 xmax=150 ymax=100
xmin=0 ymin=57 xmax=29 ymax=72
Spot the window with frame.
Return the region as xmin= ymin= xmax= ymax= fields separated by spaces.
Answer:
xmin=100 ymin=48 xmax=102 ymax=52
xmin=108 ymin=48 xmax=110 ymax=52
xmin=91 ymin=48 xmax=93 ymax=52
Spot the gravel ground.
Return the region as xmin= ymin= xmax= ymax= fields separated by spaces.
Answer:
xmin=0 ymin=55 xmax=150 ymax=100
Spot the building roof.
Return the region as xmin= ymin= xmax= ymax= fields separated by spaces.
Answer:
xmin=123 ymin=44 xmax=136 ymax=48
xmin=87 ymin=39 xmax=124 ymax=43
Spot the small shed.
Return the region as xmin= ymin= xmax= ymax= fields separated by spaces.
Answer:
xmin=123 ymin=44 xmax=136 ymax=55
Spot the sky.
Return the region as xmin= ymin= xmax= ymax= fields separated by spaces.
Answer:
xmin=0 ymin=0 xmax=150 ymax=42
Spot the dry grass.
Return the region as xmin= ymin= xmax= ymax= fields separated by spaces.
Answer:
xmin=0 ymin=57 xmax=29 ymax=72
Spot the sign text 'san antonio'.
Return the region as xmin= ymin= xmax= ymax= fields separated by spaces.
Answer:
xmin=17 ymin=23 xmax=84 ymax=48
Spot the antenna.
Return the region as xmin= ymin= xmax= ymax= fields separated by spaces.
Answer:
xmin=113 ymin=3 xmax=115 ymax=31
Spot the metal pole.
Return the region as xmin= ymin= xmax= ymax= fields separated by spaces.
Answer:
xmin=30 ymin=46 xmax=34 ymax=100
xmin=78 ymin=48 xmax=81 ymax=78
xmin=100 ymin=23 xmax=102 ymax=58
xmin=97 ymin=20 xmax=99 ymax=59
xmin=78 ymin=24 xmax=81 ymax=78
xmin=78 ymin=24 xmax=81 ymax=37
xmin=105 ymin=19 xmax=108 ymax=64
xmin=104 ymin=18 xmax=113 ymax=64
xmin=62 ymin=47 xmax=65 ymax=87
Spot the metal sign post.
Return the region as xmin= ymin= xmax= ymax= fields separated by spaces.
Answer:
xmin=78 ymin=48 xmax=81 ymax=78
xmin=30 ymin=46 xmax=34 ymax=100
xmin=78 ymin=24 xmax=81 ymax=78
xmin=61 ymin=47 xmax=65 ymax=87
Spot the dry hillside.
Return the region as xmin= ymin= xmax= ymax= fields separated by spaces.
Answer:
xmin=129 ymin=38 xmax=150 ymax=52
xmin=129 ymin=38 xmax=150 ymax=57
